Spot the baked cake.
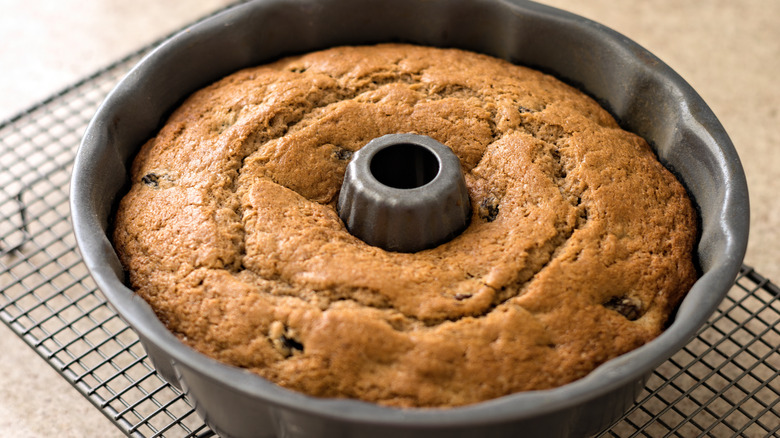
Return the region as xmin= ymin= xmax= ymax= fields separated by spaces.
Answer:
xmin=112 ymin=44 xmax=698 ymax=408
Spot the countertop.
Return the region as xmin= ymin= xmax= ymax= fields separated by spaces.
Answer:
xmin=1 ymin=0 xmax=777 ymax=436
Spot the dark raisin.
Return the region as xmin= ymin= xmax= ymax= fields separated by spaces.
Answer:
xmin=478 ymin=196 xmax=500 ymax=222
xmin=518 ymin=106 xmax=532 ymax=114
xmin=280 ymin=335 xmax=304 ymax=352
xmin=604 ymin=296 xmax=643 ymax=321
xmin=269 ymin=321 xmax=304 ymax=358
xmin=334 ymin=148 xmax=354 ymax=161
xmin=141 ymin=173 xmax=160 ymax=188
xmin=454 ymin=293 xmax=472 ymax=301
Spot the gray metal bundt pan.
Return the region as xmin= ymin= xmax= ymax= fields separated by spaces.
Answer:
xmin=70 ymin=0 xmax=749 ymax=437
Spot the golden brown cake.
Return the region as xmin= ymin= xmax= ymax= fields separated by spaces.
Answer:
xmin=112 ymin=44 xmax=698 ymax=408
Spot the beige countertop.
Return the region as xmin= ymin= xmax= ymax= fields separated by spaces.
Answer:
xmin=1 ymin=0 xmax=777 ymax=436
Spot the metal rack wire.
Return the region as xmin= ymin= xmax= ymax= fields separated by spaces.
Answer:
xmin=1 ymin=13 xmax=779 ymax=438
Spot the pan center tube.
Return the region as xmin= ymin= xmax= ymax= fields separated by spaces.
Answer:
xmin=338 ymin=134 xmax=471 ymax=252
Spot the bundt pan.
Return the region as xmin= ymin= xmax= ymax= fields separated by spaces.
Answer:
xmin=70 ymin=0 xmax=749 ymax=437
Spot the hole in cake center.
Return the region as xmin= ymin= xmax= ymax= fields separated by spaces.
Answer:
xmin=370 ymin=143 xmax=440 ymax=189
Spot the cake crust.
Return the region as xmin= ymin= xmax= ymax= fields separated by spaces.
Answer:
xmin=113 ymin=44 xmax=698 ymax=408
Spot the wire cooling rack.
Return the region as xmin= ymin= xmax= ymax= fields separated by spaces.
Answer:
xmin=1 ymin=15 xmax=779 ymax=438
